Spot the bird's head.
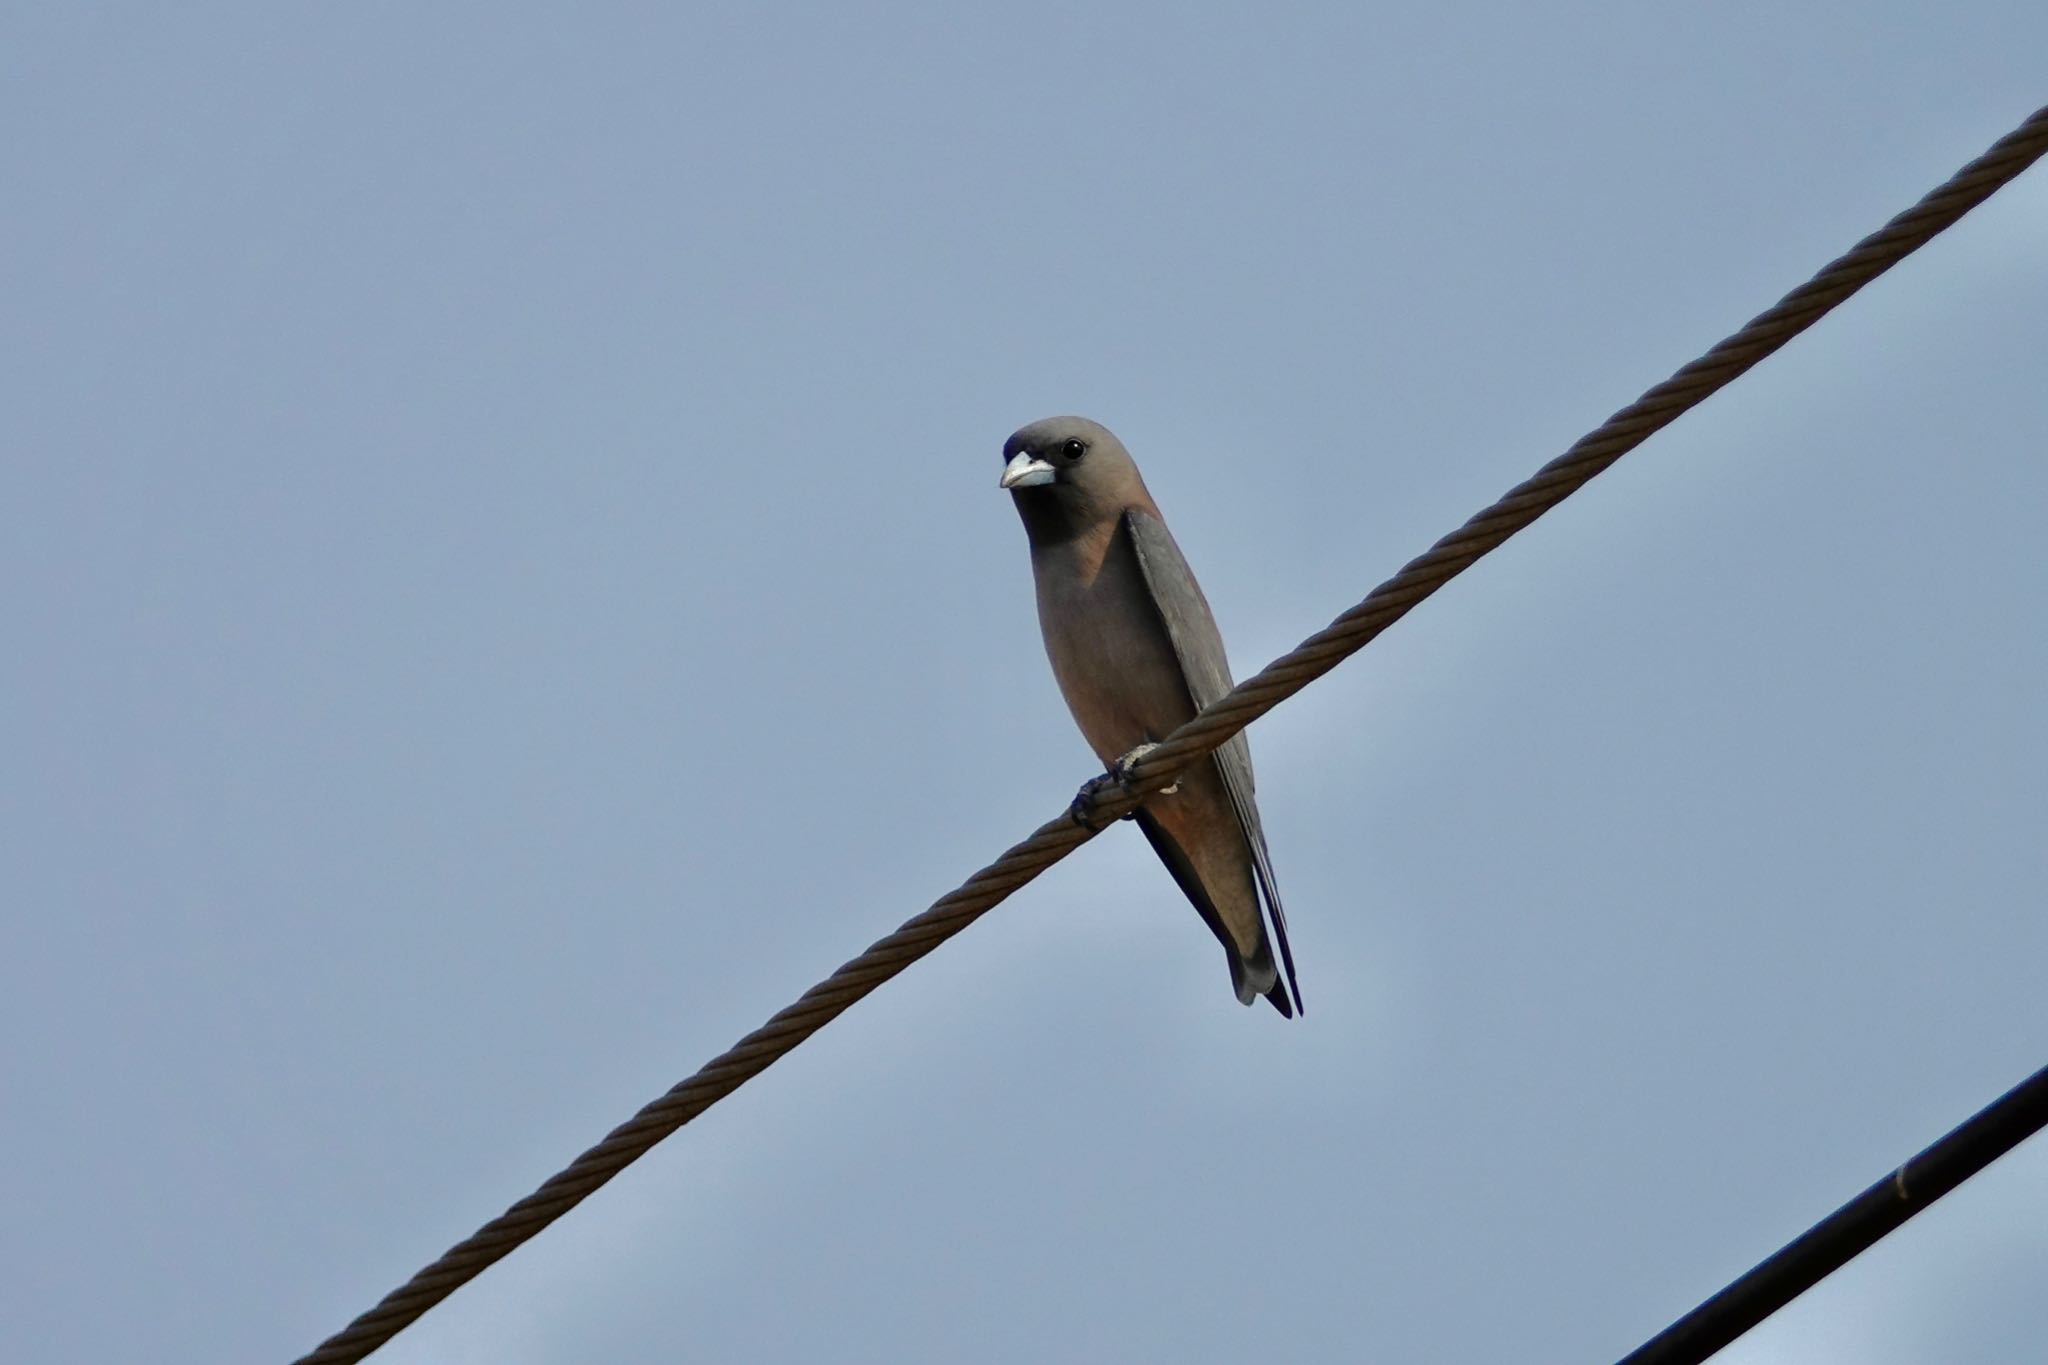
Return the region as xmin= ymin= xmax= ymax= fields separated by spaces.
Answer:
xmin=999 ymin=416 xmax=1147 ymax=543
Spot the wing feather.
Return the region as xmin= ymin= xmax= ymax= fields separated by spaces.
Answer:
xmin=1124 ymin=508 xmax=1303 ymax=1014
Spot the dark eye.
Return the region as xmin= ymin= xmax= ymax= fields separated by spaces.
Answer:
xmin=1062 ymin=438 xmax=1087 ymax=460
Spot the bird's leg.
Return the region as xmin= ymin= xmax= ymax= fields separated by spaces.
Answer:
xmin=1068 ymin=743 xmax=1179 ymax=831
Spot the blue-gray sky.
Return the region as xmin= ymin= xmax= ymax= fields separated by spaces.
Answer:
xmin=4 ymin=6 xmax=2045 ymax=1363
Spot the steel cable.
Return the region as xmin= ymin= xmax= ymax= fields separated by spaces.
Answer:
xmin=293 ymin=104 xmax=2048 ymax=1364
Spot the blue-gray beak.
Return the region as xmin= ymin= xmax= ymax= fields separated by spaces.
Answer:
xmin=999 ymin=452 xmax=1057 ymax=490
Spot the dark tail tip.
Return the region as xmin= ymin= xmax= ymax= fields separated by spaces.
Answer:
xmin=1234 ymin=943 xmax=1298 ymax=1019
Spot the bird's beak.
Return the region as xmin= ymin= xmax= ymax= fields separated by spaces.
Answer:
xmin=1000 ymin=452 xmax=1057 ymax=490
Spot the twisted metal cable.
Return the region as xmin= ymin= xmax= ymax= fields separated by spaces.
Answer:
xmin=294 ymin=104 xmax=2048 ymax=1365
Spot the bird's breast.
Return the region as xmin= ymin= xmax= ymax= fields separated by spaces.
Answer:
xmin=1031 ymin=531 xmax=1193 ymax=766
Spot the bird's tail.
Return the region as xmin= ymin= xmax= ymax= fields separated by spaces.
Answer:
xmin=1232 ymin=941 xmax=1294 ymax=1018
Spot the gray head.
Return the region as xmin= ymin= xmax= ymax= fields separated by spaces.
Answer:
xmin=998 ymin=415 xmax=1153 ymax=545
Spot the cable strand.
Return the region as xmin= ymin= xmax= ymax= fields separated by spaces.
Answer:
xmin=292 ymin=104 xmax=2048 ymax=1365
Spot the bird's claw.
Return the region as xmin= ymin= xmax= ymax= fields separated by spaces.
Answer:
xmin=1115 ymin=743 xmax=1179 ymax=797
xmin=1068 ymin=773 xmax=1122 ymax=831
xmin=1068 ymin=743 xmax=1177 ymax=831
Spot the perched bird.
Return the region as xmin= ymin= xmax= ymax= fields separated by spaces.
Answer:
xmin=999 ymin=415 xmax=1301 ymax=1016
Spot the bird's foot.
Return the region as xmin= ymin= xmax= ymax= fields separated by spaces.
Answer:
xmin=1068 ymin=743 xmax=1177 ymax=831
xmin=1068 ymin=772 xmax=1122 ymax=831
xmin=1114 ymin=743 xmax=1180 ymax=797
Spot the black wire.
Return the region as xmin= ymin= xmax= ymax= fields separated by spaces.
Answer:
xmin=1616 ymin=1061 xmax=2048 ymax=1365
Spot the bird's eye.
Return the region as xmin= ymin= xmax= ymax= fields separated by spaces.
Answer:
xmin=1062 ymin=438 xmax=1087 ymax=460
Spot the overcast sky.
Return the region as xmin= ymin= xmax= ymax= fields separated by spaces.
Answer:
xmin=5 ymin=6 xmax=2046 ymax=1363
